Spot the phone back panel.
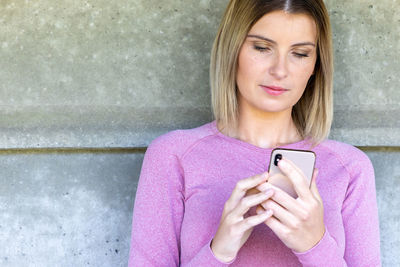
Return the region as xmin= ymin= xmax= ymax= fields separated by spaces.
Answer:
xmin=268 ymin=148 xmax=316 ymax=198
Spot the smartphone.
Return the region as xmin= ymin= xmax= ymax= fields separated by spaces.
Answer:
xmin=267 ymin=148 xmax=316 ymax=198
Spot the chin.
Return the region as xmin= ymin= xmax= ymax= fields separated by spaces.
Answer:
xmin=256 ymin=101 xmax=293 ymax=114
xmin=238 ymin=94 xmax=296 ymax=114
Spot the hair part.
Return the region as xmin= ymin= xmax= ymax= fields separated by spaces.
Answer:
xmin=210 ymin=0 xmax=333 ymax=145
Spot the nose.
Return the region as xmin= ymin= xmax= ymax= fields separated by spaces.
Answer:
xmin=269 ymin=53 xmax=288 ymax=80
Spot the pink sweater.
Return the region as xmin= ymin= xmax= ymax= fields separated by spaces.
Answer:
xmin=129 ymin=121 xmax=381 ymax=266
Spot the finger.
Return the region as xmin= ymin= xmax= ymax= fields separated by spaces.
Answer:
xmin=261 ymin=199 xmax=299 ymax=229
xmin=310 ymin=168 xmax=322 ymax=201
xmin=237 ymin=209 xmax=273 ymax=233
xmin=264 ymin=215 xmax=290 ymax=238
xmin=256 ymin=180 xmax=280 ymax=192
xmin=266 ymin=187 xmax=306 ymax=218
xmin=225 ymin=172 xmax=269 ymax=212
xmin=231 ymin=190 xmax=274 ymax=219
xmin=278 ymin=158 xmax=310 ymax=200
xmin=256 ymin=205 xmax=266 ymax=214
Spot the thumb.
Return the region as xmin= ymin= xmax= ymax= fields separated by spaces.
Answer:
xmin=310 ymin=168 xmax=322 ymax=200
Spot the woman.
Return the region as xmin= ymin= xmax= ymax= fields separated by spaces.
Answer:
xmin=129 ymin=0 xmax=381 ymax=266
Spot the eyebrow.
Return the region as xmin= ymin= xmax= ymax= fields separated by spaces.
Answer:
xmin=247 ymin=34 xmax=316 ymax=47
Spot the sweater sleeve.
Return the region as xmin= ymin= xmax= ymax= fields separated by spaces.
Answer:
xmin=293 ymin=150 xmax=381 ymax=266
xmin=128 ymin=136 xmax=185 ymax=266
xmin=128 ymin=135 xmax=236 ymax=266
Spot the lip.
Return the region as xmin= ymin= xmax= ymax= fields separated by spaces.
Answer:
xmin=260 ymin=85 xmax=289 ymax=96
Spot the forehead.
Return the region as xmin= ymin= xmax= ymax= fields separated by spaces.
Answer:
xmin=249 ymin=10 xmax=317 ymax=43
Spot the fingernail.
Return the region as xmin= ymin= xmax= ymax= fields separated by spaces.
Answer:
xmin=265 ymin=188 xmax=273 ymax=195
xmin=278 ymin=159 xmax=288 ymax=168
xmin=260 ymin=172 xmax=268 ymax=179
xmin=264 ymin=209 xmax=273 ymax=216
xmin=261 ymin=182 xmax=273 ymax=191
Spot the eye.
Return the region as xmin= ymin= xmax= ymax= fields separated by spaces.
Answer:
xmin=254 ymin=45 xmax=271 ymax=53
xmin=293 ymin=52 xmax=309 ymax=58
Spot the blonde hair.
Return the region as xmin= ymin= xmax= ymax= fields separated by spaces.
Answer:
xmin=210 ymin=0 xmax=333 ymax=145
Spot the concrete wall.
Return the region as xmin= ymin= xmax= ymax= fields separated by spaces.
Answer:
xmin=0 ymin=0 xmax=398 ymax=266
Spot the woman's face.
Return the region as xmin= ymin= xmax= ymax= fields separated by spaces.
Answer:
xmin=236 ymin=10 xmax=317 ymax=114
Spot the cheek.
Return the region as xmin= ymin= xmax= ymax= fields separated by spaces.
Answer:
xmin=238 ymin=53 xmax=254 ymax=77
xmin=237 ymin=53 xmax=264 ymax=87
xmin=237 ymin=54 xmax=250 ymax=88
xmin=292 ymin=61 xmax=315 ymax=89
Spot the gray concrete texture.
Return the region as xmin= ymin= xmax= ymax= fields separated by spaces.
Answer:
xmin=0 ymin=0 xmax=399 ymax=266
xmin=0 ymin=149 xmax=398 ymax=267
xmin=0 ymin=151 xmax=142 ymax=267
xmin=369 ymin=149 xmax=400 ymax=267
xmin=0 ymin=0 xmax=398 ymax=148
xmin=0 ymin=0 xmax=218 ymax=148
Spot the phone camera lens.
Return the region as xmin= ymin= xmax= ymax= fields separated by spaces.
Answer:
xmin=274 ymin=154 xmax=282 ymax=166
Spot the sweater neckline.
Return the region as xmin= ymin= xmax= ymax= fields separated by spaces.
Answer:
xmin=209 ymin=120 xmax=311 ymax=153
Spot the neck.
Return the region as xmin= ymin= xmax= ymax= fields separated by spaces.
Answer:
xmin=219 ymin=101 xmax=302 ymax=149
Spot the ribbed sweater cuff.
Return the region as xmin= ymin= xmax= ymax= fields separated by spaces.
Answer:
xmin=292 ymin=227 xmax=342 ymax=266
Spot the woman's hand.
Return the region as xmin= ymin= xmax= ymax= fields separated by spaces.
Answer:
xmin=256 ymin=158 xmax=325 ymax=253
xmin=211 ymin=172 xmax=274 ymax=262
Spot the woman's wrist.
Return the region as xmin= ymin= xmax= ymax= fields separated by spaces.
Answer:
xmin=210 ymin=239 xmax=237 ymax=263
xmin=292 ymin=226 xmax=327 ymax=254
